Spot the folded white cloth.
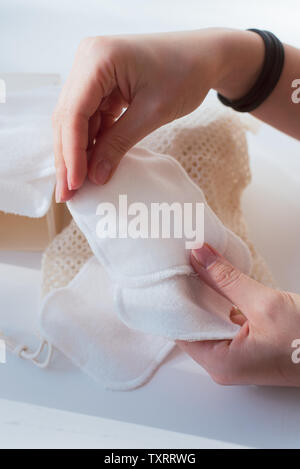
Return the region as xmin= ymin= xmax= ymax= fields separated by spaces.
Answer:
xmin=39 ymin=146 xmax=252 ymax=389
xmin=0 ymin=86 xmax=58 ymax=217
xmin=41 ymin=256 xmax=175 ymax=390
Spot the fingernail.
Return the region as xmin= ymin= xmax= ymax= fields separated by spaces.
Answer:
xmin=67 ymin=177 xmax=74 ymax=191
xmin=192 ymin=244 xmax=217 ymax=268
xmin=55 ymin=181 xmax=62 ymax=203
xmin=67 ymin=172 xmax=80 ymax=191
xmin=95 ymin=159 xmax=112 ymax=184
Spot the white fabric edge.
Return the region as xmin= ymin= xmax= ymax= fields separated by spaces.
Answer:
xmin=0 ymin=174 xmax=56 ymax=218
xmin=223 ymin=228 xmax=252 ymax=275
xmin=39 ymin=256 xmax=175 ymax=391
xmin=114 ymin=282 xmax=239 ymax=342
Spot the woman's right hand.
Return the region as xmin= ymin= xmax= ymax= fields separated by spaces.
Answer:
xmin=177 ymin=244 xmax=300 ymax=387
xmin=52 ymin=29 xmax=229 ymax=202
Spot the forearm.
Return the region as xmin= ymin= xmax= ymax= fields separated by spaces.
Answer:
xmin=212 ymin=29 xmax=300 ymax=140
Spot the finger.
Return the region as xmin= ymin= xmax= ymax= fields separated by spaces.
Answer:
xmin=230 ymin=305 xmax=247 ymax=326
xmin=59 ymin=67 xmax=107 ymax=191
xmin=176 ymin=339 xmax=233 ymax=383
xmin=99 ymin=87 xmax=127 ymax=116
xmin=98 ymin=90 xmax=127 ymax=133
xmin=55 ymin=159 xmax=75 ymax=203
xmin=88 ymin=89 xmax=126 ymax=156
xmin=88 ymin=110 xmax=102 ymax=150
xmin=88 ymin=94 xmax=163 ymax=185
xmin=191 ymin=243 xmax=275 ymax=324
xmin=61 ymin=111 xmax=88 ymax=190
xmin=176 ymin=317 xmax=251 ymax=383
xmin=52 ymin=117 xmax=73 ymax=203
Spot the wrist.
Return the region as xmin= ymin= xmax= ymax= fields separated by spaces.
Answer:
xmin=213 ymin=29 xmax=265 ymax=101
xmin=187 ymin=28 xmax=232 ymax=92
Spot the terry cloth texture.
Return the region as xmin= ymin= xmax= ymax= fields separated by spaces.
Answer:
xmin=0 ymin=86 xmax=58 ymax=217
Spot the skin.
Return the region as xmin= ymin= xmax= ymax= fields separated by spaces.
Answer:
xmin=179 ymin=244 xmax=300 ymax=387
xmin=53 ymin=28 xmax=300 ymax=386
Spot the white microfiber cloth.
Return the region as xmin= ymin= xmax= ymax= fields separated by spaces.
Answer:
xmin=41 ymin=256 xmax=175 ymax=390
xmin=39 ymin=145 xmax=252 ymax=390
xmin=0 ymin=86 xmax=58 ymax=217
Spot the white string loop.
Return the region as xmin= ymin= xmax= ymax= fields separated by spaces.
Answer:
xmin=0 ymin=331 xmax=53 ymax=369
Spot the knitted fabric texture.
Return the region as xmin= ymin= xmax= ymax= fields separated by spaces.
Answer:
xmin=41 ymin=99 xmax=273 ymax=296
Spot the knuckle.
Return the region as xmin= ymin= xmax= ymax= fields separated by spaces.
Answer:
xmin=63 ymin=111 xmax=81 ymax=129
xmin=56 ymin=107 xmax=84 ymax=130
xmin=59 ymin=107 xmax=75 ymax=121
xmin=78 ymin=35 xmax=118 ymax=59
xmin=95 ymin=35 xmax=115 ymax=49
xmin=209 ymin=261 xmax=242 ymax=291
xmin=52 ymin=106 xmax=72 ymax=124
xmin=78 ymin=36 xmax=95 ymax=52
xmin=281 ymin=290 xmax=297 ymax=310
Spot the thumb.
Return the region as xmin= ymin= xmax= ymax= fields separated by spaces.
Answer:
xmin=191 ymin=243 xmax=273 ymax=324
xmin=88 ymin=94 xmax=163 ymax=185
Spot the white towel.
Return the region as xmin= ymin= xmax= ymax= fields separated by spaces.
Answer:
xmin=39 ymin=146 xmax=252 ymax=390
xmin=0 ymin=86 xmax=58 ymax=217
xmin=41 ymin=256 xmax=175 ymax=390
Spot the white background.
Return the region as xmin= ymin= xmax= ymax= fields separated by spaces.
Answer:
xmin=1 ymin=0 xmax=300 ymax=78
xmin=1 ymin=0 xmax=300 ymax=449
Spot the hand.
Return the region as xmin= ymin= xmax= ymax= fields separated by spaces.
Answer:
xmin=52 ymin=29 xmax=228 ymax=202
xmin=177 ymin=244 xmax=300 ymax=387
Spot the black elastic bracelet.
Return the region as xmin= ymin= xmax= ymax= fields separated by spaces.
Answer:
xmin=217 ymin=29 xmax=285 ymax=112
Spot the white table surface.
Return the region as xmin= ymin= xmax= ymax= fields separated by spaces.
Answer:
xmin=0 ymin=398 xmax=248 ymax=450
xmin=1 ymin=0 xmax=300 ymax=449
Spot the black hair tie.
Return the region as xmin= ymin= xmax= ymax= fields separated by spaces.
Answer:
xmin=217 ymin=29 xmax=285 ymax=113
